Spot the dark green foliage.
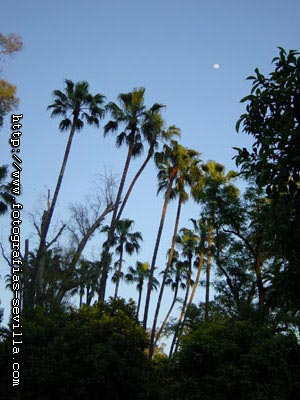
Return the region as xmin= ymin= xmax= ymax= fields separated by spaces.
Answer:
xmin=158 ymin=319 xmax=300 ymax=400
xmin=1 ymin=299 xmax=157 ymax=400
xmin=235 ymin=48 xmax=300 ymax=310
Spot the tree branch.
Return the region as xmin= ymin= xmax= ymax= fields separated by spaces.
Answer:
xmin=47 ymin=223 xmax=67 ymax=248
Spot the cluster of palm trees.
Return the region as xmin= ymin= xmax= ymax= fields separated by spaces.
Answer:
xmin=11 ymin=79 xmax=270 ymax=359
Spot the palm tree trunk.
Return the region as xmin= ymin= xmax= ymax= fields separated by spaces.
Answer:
xmin=114 ymin=246 xmax=123 ymax=299
xmin=187 ymin=238 xmax=205 ymax=307
xmin=117 ymin=148 xmax=153 ymax=220
xmin=149 ymin=196 xmax=182 ymax=358
xmin=143 ymin=169 xmax=177 ymax=329
xmin=137 ymin=285 xmax=143 ymax=318
xmin=99 ymin=143 xmax=134 ymax=301
xmin=79 ymin=288 xmax=83 ymax=308
xmin=87 ymin=286 xmax=93 ymax=306
xmin=154 ymin=280 xmax=179 ymax=348
xmin=36 ymin=115 xmax=78 ymax=304
xmin=170 ymin=261 xmax=192 ymax=356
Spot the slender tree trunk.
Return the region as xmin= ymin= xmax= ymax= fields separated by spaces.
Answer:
xmin=170 ymin=259 xmax=192 ymax=356
xmin=205 ymin=210 xmax=214 ymax=321
xmin=117 ymin=149 xmax=153 ymax=220
xmin=143 ymin=169 xmax=177 ymax=329
xmin=79 ymin=288 xmax=83 ymax=308
xmin=137 ymin=284 xmax=143 ymax=317
xmin=114 ymin=246 xmax=123 ymax=299
xmin=87 ymin=286 xmax=94 ymax=306
xmin=187 ymin=239 xmax=205 ymax=308
xmin=154 ymin=281 xmax=179 ymax=348
xmin=149 ymin=197 xmax=182 ymax=359
xmin=35 ymin=115 xmax=78 ymax=304
xmin=99 ymin=144 xmax=133 ymax=301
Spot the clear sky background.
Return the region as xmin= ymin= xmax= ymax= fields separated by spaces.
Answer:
xmin=1 ymin=0 xmax=299 ymax=332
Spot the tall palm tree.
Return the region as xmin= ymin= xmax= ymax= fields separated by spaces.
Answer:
xmin=148 ymin=148 xmax=202 ymax=358
xmin=99 ymin=88 xmax=147 ymax=300
xmin=143 ymin=140 xmax=200 ymax=329
xmin=36 ymin=80 xmax=105 ymax=302
xmin=125 ymin=261 xmax=159 ymax=318
xmin=102 ymin=219 xmax=142 ymax=299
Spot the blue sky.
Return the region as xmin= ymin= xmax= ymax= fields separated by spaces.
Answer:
xmin=1 ymin=0 xmax=299 ymax=330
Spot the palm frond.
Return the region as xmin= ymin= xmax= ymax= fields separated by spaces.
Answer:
xmin=58 ymin=118 xmax=72 ymax=131
xmin=104 ymin=120 xmax=118 ymax=135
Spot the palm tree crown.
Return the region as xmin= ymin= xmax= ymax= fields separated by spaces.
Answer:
xmin=48 ymin=79 xmax=105 ymax=132
xmin=35 ymin=80 xmax=105 ymax=305
xmin=104 ymin=87 xmax=148 ymax=157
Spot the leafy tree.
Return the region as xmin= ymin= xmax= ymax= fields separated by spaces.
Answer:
xmin=160 ymin=319 xmax=300 ymax=400
xmin=0 ymin=32 xmax=23 ymax=127
xmin=213 ymin=229 xmax=258 ymax=319
xmin=0 ymin=299 xmax=159 ymax=399
xmin=0 ymin=80 xmax=19 ymax=127
xmin=0 ymin=33 xmax=23 ymax=57
xmin=193 ymin=161 xmax=238 ymax=320
xmin=35 ymin=80 xmax=105 ymax=304
xmin=235 ymin=48 xmax=300 ymax=309
xmin=217 ymin=184 xmax=273 ymax=316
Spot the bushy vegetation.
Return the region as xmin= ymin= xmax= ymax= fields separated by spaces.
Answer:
xmin=1 ymin=47 xmax=300 ymax=399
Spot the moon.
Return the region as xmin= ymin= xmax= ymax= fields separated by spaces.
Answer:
xmin=213 ymin=64 xmax=220 ymax=70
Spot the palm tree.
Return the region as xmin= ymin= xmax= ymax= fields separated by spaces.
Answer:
xmin=125 ymin=261 xmax=159 ymax=317
xmin=102 ymin=219 xmax=142 ymax=299
xmin=143 ymin=140 xmax=200 ymax=329
xmin=148 ymin=148 xmax=202 ymax=357
xmin=99 ymin=88 xmax=147 ymax=300
xmin=36 ymin=80 xmax=105 ymax=302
